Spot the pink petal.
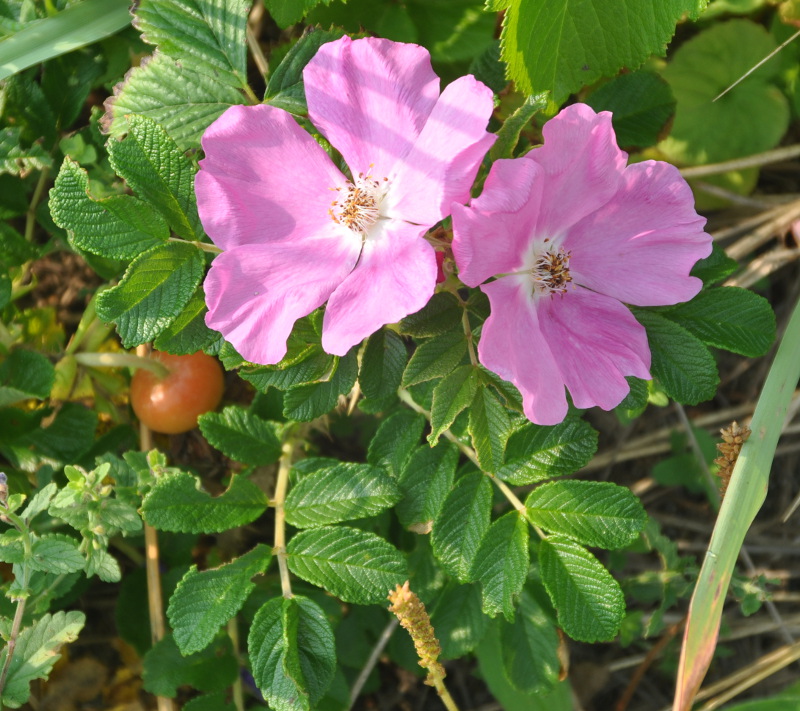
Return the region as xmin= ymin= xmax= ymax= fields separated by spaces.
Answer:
xmin=322 ymin=222 xmax=436 ymax=355
xmin=304 ymin=36 xmax=440 ymax=179
xmin=479 ymin=279 xmax=568 ymax=426
xmin=204 ymin=236 xmax=361 ymax=364
xmin=537 ymin=288 xmax=651 ymax=411
xmin=452 ymin=158 xmax=543 ymax=287
xmin=566 ymin=160 xmax=712 ymax=306
xmin=197 ymin=104 xmax=346 ymax=251
xmin=526 ymin=103 xmax=627 ymax=237
xmin=386 ymin=75 xmax=496 ymax=225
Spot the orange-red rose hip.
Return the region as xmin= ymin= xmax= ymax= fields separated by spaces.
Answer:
xmin=130 ymin=351 xmax=224 ymax=434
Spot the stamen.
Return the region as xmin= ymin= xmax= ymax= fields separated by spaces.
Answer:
xmin=531 ymin=246 xmax=573 ymax=296
xmin=329 ymin=170 xmax=388 ymax=235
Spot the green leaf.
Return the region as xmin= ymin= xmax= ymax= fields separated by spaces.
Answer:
xmin=143 ymin=634 xmax=238 ymax=697
xmin=285 ymin=462 xmax=401 ymax=528
xmin=538 ymin=535 xmax=625 ymax=642
xmin=168 ymin=544 xmax=272 ymax=655
xmin=142 ymin=471 xmax=269 ymax=533
xmin=398 ymin=292 xmax=462 ymax=338
xmin=402 ymin=329 xmax=467 ymax=387
xmin=660 ymin=19 xmax=789 ymax=165
xmin=248 ymin=596 xmax=336 ymax=711
xmin=469 ymin=385 xmax=511 ymax=474
xmin=501 ymin=0 xmax=706 ymax=100
xmin=0 ymin=349 xmax=54 ymax=407
xmin=431 ymin=470 xmax=492 ymax=582
xmin=283 ymin=349 xmax=358 ymax=421
xmin=499 ymin=585 xmax=560 ymax=694
xmin=183 ymin=693 xmax=236 ymax=711
xmin=665 ymin=287 xmax=775 ymax=357
xmin=396 ymin=442 xmax=458 ymax=532
xmin=107 ymin=114 xmax=202 ymax=240
xmin=469 ymin=40 xmax=507 ymax=94
xmin=470 ymin=512 xmax=529 ymax=620
xmin=133 ymin=0 xmax=249 ymax=89
xmin=367 ymin=408 xmax=425 ymax=478
xmin=490 ymin=92 xmax=549 ymax=160
xmin=690 ymin=242 xmax=738 ymax=286
xmin=101 ymin=52 xmax=245 ymax=150
xmin=525 ymin=481 xmax=646 ymax=549
xmin=286 ymin=526 xmax=407 ymax=605
xmin=634 ymin=309 xmax=719 ymax=405
xmin=428 ymin=365 xmax=481 ymax=446
xmin=0 ymin=0 xmax=131 ymax=81
xmin=264 ymin=0 xmax=331 ymax=28
xmin=86 ymin=548 xmax=122 ymax=582
xmin=242 ymin=350 xmax=334 ymax=392
xmin=584 ymin=70 xmax=675 ymax=148
xmin=497 ymin=420 xmax=598 ymax=485
xmin=430 ymin=582 xmax=488 ymax=660
xmin=0 ymin=532 xmax=25 ymax=564
xmin=153 ymin=285 xmax=221 ymax=355
xmin=0 ymin=127 xmax=50 ymax=176
xmin=50 ymin=158 xmax=169 ymax=259
xmin=0 ymin=222 xmax=38 ymax=267
xmin=20 ymin=482 xmax=57 ymax=522
xmin=0 ymin=611 xmax=85 ymax=707
xmin=358 ymin=329 xmax=406 ymax=412
xmin=95 ymin=241 xmax=205 ymax=348
xmin=29 ymin=534 xmax=85 ymax=573
xmin=265 ymin=27 xmax=345 ymax=113
xmin=198 ymin=406 xmax=282 ymax=466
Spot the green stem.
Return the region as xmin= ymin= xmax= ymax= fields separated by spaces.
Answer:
xmin=167 ymin=236 xmax=222 ymax=254
xmin=24 ymin=166 xmax=50 ymax=243
xmin=274 ymin=430 xmax=298 ymax=599
xmin=73 ymin=352 xmax=170 ymax=377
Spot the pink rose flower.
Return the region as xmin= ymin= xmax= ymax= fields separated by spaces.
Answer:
xmin=451 ymin=104 xmax=713 ymax=426
xmin=197 ymin=36 xmax=495 ymax=364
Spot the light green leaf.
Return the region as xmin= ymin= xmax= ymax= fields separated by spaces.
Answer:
xmin=198 ymin=406 xmax=282 ymax=466
xmin=501 ymin=0 xmax=707 ymax=100
xmin=470 ymin=511 xmax=529 ymax=620
xmin=497 ymin=420 xmax=598 ymax=485
xmin=0 ymin=531 xmax=25 ymax=564
xmin=0 ymin=0 xmax=130 ymax=81
xmin=584 ymin=70 xmax=675 ymax=149
xmin=396 ymin=442 xmax=458 ymax=532
xmin=0 ymin=611 xmax=85 ymax=707
xmin=634 ymin=309 xmax=719 ymax=405
xmin=285 ymin=462 xmax=401 ymax=529
xmin=86 ymin=548 xmax=122 ymax=582
xmin=431 ymin=470 xmax=492 ymax=582
xmin=283 ymin=349 xmax=358 ymax=421
xmin=101 ymin=51 xmax=245 ymax=150
xmin=286 ymin=526 xmax=407 ymax=605
xmin=248 ymin=596 xmax=336 ymax=711
xmin=469 ymin=385 xmax=511 ymax=474
xmin=402 ymin=329 xmax=467 ymax=387
xmin=538 ymin=535 xmax=625 ymax=642
xmin=20 ymin=482 xmax=57 ymax=522
xmin=428 ymin=365 xmax=480 ymax=446
xmin=29 ymin=534 xmax=85 ymax=573
xmin=169 ymin=545 xmax=272 ymax=655
xmin=665 ymin=287 xmax=775 ymax=357
xmin=95 ymin=241 xmax=205 ymax=348
xmin=660 ymin=19 xmax=789 ymax=165
xmin=0 ymin=349 xmax=54 ymax=407
xmin=430 ymin=582 xmax=488 ymax=660
xmin=358 ymin=329 xmax=406 ymax=412
xmin=133 ymin=0 xmax=249 ymax=88
xmin=107 ymin=114 xmax=202 ymax=240
xmin=525 ymin=481 xmax=646 ymax=549
xmin=499 ymin=585 xmax=560 ymax=694
xmin=142 ymin=471 xmax=269 ymax=533
xmin=367 ymin=408 xmax=425 ymax=478
xmin=490 ymin=92 xmax=548 ymax=160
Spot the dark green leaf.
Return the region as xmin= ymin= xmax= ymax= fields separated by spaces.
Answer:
xmin=367 ymin=408 xmax=425 ymax=478
xmin=396 ymin=442 xmax=458 ymax=532
xmin=398 ymin=292 xmax=462 ymax=337
xmin=402 ymin=329 xmax=468 ymax=387
xmin=283 ymin=349 xmax=358 ymax=421
xmin=428 ymin=365 xmax=480 ymax=445
xmin=153 ymin=285 xmax=221 ymax=355
xmin=0 ymin=349 xmax=55 ymax=406
xmin=242 ymin=349 xmax=334 ymax=392
xmin=469 ymin=386 xmax=511 ymax=474
xmin=430 ymin=583 xmax=488 ymax=660
xmin=690 ymin=243 xmax=738 ymax=285
xmin=358 ymin=329 xmax=406 ymax=412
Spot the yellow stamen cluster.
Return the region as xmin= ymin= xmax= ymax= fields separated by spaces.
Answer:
xmin=532 ymin=246 xmax=573 ymax=296
xmin=329 ymin=172 xmax=387 ymax=234
xmin=715 ymin=421 xmax=751 ymax=498
xmin=387 ymin=581 xmax=445 ymax=686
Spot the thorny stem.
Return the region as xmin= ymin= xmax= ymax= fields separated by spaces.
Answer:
xmin=73 ymin=352 xmax=171 ymax=377
xmin=274 ymin=435 xmax=296 ymax=599
xmin=136 ymin=344 xmax=175 ymax=711
xmin=396 ymin=389 xmax=531 ymax=522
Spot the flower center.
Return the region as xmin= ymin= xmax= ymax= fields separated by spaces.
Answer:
xmin=530 ymin=246 xmax=573 ymax=296
xmin=329 ymin=171 xmax=388 ymax=235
